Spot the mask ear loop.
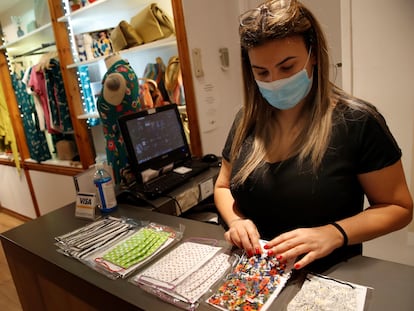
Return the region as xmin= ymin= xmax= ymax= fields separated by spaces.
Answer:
xmin=303 ymin=46 xmax=314 ymax=79
xmin=304 ymin=46 xmax=312 ymax=68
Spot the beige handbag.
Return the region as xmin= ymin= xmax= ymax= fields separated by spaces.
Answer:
xmin=130 ymin=3 xmax=175 ymax=43
xmin=110 ymin=20 xmax=144 ymax=51
xmin=164 ymin=56 xmax=185 ymax=105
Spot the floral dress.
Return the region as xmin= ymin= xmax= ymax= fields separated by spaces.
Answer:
xmin=97 ymin=59 xmax=141 ymax=184
xmin=44 ymin=58 xmax=74 ymax=133
xmin=12 ymin=70 xmax=51 ymax=162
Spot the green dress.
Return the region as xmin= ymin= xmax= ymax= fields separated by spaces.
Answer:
xmin=97 ymin=59 xmax=141 ymax=184
xmin=11 ymin=70 xmax=51 ymax=162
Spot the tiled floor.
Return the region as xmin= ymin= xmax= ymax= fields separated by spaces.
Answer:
xmin=0 ymin=212 xmax=25 ymax=311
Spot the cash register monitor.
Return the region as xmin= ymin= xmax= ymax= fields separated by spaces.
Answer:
xmin=118 ymin=104 xmax=193 ymax=183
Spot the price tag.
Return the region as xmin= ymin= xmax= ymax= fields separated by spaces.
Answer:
xmin=75 ymin=192 xmax=97 ymax=219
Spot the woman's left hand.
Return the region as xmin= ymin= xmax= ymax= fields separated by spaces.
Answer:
xmin=264 ymin=225 xmax=344 ymax=269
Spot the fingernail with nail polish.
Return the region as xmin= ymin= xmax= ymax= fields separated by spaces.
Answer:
xmin=255 ymin=247 xmax=261 ymax=255
xmin=294 ymin=263 xmax=301 ymax=269
xmin=267 ymin=250 xmax=274 ymax=256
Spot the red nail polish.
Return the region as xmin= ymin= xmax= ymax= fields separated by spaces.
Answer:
xmin=247 ymin=250 xmax=253 ymax=257
xmin=255 ymin=247 xmax=261 ymax=255
xmin=267 ymin=250 xmax=273 ymax=256
xmin=294 ymin=263 xmax=301 ymax=269
xmin=263 ymin=244 xmax=270 ymax=249
xmin=276 ymin=255 xmax=283 ymax=260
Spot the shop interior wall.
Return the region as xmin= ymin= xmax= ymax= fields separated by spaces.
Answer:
xmin=29 ymin=171 xmax=77 ymax=216
xmin=349 ymin=0 xmax=414 ymax=266
xmin=181 ymin=0 xmax=244 ymax=157
xmin=0 ymin=165 xmax=36 ymax=218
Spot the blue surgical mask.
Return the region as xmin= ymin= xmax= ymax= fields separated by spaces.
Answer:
xmin=255 ymin=49 xmax=313 ymax=110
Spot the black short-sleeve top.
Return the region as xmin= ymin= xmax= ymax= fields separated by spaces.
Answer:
xmin=222 ymin=104 xmax=401 ymax=270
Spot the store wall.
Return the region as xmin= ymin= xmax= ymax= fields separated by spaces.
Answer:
xmin=349 ymin=0 xmax=414 ymax=265
xmin=0 ymin=165 xmax=36 ymax=218
xmin=29 ymin=171 xmax=76 ymax=216
xmin=181 ymin=0 xmax=243 ymax=156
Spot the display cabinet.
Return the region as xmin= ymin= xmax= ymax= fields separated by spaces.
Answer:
xmin=0 ymin=0 xmax=203 ymax=170
xmin=55 ymin=0 xmax=186 ymax=159
xmin=0 ymin=0 xmax=90 ymax=172
xmin=0 ymin=0 xmax=204 ymax=217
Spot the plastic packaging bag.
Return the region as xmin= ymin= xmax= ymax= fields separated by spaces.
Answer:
xmin=82 ymin=222 xmax=184 ymax=279
xmin=205 ymin=240 xmax=295 ymax=311
xmin=55 ymin=216 xmax=141 ymax=260
xmin=129 ymin=238 xmax=235 ymax=310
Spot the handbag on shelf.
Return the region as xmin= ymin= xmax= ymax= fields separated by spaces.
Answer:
xmin=130 ymin=3 xmax=175 ymax=43
xmin=110 ymin=20 xmax=144 ymax=52
xmin=138 ymin=78 xmax=166 ymax=108
xmin=165 ymin=56 xmax=185 ymax=106
xmin=143 ymin=57 xmax=169 ymax=102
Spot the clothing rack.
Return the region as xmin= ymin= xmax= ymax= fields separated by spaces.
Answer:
xmin=12 ymin=42 xmax=56 ymax=59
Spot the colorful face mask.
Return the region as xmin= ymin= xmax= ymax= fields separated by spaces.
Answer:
xmin=255 ymin=48 xmax=313 ymax=110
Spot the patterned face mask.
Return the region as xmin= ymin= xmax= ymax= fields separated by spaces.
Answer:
xmin=133 ymin=241 xmax=231 ymax=305
xmin=208 ymin=253 xmax=293 ymax=311
xmin=102 ymin=228 xmax=170 ymax=269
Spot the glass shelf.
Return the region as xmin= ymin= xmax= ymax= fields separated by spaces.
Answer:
xmin=1 ymin=23 xmax=54 ymax=58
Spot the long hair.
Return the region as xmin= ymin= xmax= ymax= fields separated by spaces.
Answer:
xmin=230 ymin=0 xmax=379 ymax=185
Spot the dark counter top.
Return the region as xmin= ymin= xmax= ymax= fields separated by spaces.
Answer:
xmin=2 ymin=203 xmax=414 ymax=311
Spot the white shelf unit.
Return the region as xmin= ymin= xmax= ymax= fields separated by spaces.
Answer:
xmin=59 ymin=0 xmax=174 ymax=34
xmin=1 ymin=23 xmax=54 ymax=58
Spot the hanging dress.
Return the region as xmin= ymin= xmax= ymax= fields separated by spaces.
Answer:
xmin=28 ymin=64 xmax=60 ymax=134
xmin=44 ymin=58 xmax=74 ymax=133
xmin=0 ymin=83 xmax=21 ymax=171
xmin=12 ymin=70 xmax=51 ymax=162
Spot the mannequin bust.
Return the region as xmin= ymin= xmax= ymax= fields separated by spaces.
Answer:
xmin=96 ymin=53 xmax=141 ymax=184
xmin=101 ymin=53 xmax=127 ymax=105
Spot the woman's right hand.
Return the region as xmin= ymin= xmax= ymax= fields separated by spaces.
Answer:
xmin=224 ymin=218 xmax=262 ymax=256
xmin=215 ymin=159 xmax=262 ymax=256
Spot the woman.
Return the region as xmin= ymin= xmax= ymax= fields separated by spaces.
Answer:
xmin=214 ymin=0 xmax=412 ymax=271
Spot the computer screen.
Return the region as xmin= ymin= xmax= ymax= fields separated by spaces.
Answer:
xmin=118 ymin=104 xmax=191 ymax=177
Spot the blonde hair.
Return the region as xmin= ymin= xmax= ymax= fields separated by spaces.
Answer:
xmin=231 ymin=0 xmax=342 ymax=185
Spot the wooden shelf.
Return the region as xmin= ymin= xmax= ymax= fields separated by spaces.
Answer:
xmin=24 ymin=160 xmax=83 ymax=176
xmin=77 ymin=112 xmax=100 ymax=119
xmin=0 ymin=156 xmax=17 ymax=167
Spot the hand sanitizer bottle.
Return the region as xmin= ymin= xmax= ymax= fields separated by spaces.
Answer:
xmin=93 ymin=162 xmax=117 ymax=212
